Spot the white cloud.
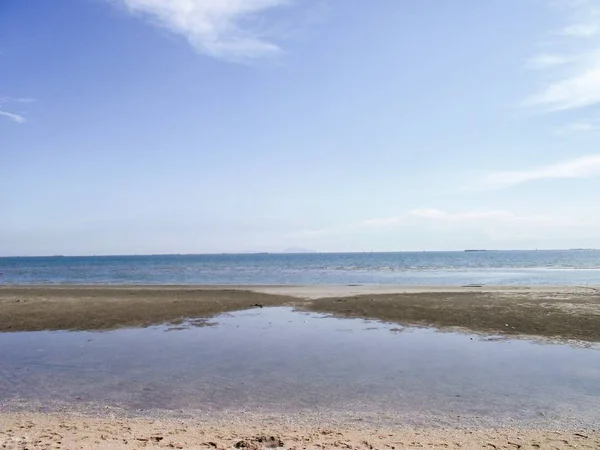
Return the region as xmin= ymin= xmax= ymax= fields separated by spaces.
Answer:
xmin=406 ymin=208 xmax=583 ymax=231
xmin=408 ymin=208 xmax=515 ymax=221
xmin=525 ymin=65 xmax=600 ymax=111
xmin=407 ymin=208 xmax=448 ymax=220
xmin=555 ymin=120 xmax=600 ymax=135
xmin=293 ymin=208 xmax=586 ymax=245
xmin=0 ymin=97 xmax=36 ymax=104
xmin=479 ymin=154 xmax=600 ymax=188
xmin=112 ymin=0 xmax=293 ymax=61
xmin=0 ymin=110 xmax=26 ymax=124
xmin=359 ymin=209 xmax=514 ymax=229
xmin=357 ymin=209 xmax=518 ymax=231
xmin=525 ymin=1 xmax=600 ymax=111
xmin=0 ymin=97 xmax=34 ymax=123
xmin=526 ymin=53 xmax=572 ymax=69
xmin=562 ymin=23 xmax=600 ymax=37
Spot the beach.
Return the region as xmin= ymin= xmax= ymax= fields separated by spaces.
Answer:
xmin=1 ymin=285 xmax=600 ymax=341
xmin=1 ymin=285 xmax=599 ymax=449
xmin=1 ymin=412 xmax=598 ymax=449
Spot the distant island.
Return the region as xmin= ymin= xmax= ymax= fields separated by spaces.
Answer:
xmin=464 ymin=249 xmax=487 ymax=252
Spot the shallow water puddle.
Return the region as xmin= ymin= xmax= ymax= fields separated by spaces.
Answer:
xmin=0 ymin=307 xmax=599 ymax=426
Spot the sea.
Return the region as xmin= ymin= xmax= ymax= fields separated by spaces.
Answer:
xmin=1 ymin=250 xmax=599 ymax=285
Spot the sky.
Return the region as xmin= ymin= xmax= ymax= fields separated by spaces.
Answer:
xmin=2 ymin=0 xmax=600 ymax=255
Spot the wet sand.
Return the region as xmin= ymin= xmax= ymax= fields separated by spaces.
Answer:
xmin=2 ymin=286 xmax=600 ymax=449
xmin=309 ymin=289 xmax=600 ymax=343
xmin=1 ymin=412 xmax=598 ymax=449
xmin=1 ymin=285 xmax=599 ymax=341
xmin=0 ymin=286 xmax=294 ymax=332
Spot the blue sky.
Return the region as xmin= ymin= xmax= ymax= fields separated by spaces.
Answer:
xmin=2 ymin=0 xmax=600 ymax=255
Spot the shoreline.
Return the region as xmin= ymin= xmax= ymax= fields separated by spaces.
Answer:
xmin=1 ymin=411 xmax=598 ymax=449
xmin=1 ymin=284 xmax=600 ymax=341
xmin=2 ymin=285 xmax=599 ymax=448
xmin=3 ymin=283 xmax=599 ymax=297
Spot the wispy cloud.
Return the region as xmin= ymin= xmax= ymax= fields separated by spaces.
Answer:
xmin=293 ymin=208 xmax=584 ymax=242
xmin=0 ymin=110 xmax=26 ymax=123
xmin=561 ymin=23 xmax=600 ymax=37
xmin=524 ymin=65 xmax=600 ymax=111
xmin=0 ymin=98 xmax=34 ymax=124
xmin=526 ymin=53 xmax=572 ymax=69
xmin=525 ymin=1 xmax=600 ymax=111
xmin=408 ymin=208 xmax=583 ymax=230
xmin=405 ymin=208 xmax=588 ymax=242
xmin=111 ymin=0 xmax=293 ymax=61
xmin=0 ymin=97 xmax=36 ymax=104
xmin=555 ymin=120 xmax=600 ymax=135
xmin=479 ymin=154 xmax=600 ymax=188
xmin=408 ymin=208 xmax=515 ymax=221
xmin=359 ymin=209 xmax=517 ymax=230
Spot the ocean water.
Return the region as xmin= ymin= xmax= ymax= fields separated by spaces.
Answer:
xmin=1 ymin=250 xmax=599 ymax=285
xmin=1 ymin=308 xmax=599 ymax=427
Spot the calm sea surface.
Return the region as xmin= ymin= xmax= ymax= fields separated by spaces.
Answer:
xmin=1 ymin=250 xmax=600 ymax=285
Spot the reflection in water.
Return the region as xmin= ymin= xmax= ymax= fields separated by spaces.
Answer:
xmin=1 ymin=308 xmax=599 ymax=426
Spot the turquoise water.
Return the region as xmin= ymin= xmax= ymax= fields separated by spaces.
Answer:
xmin=1 ymin=250 xmax=600 ymax=285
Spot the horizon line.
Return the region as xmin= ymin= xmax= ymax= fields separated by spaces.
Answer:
xmin=0 ymin=248 xmax=597 ymax=258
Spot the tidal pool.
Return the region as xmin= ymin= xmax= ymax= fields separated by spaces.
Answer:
xmin=1 ymin=307 xmax=599 ymax=427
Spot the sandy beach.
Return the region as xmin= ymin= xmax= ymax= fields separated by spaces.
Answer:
xmin=1 ymin=285 xmax=599 ymax=341
xmin=1 ymin=412 xmax=599 ymax=449
xmin=2 ymin=285 xmax=599 ymax=449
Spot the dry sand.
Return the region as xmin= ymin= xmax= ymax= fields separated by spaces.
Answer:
xmin=245 ymin=284 xmax=595 ymax=300
xmin=1 ymin=412 xmax=598 ymax=449
xmin=1 ymin=285 xmax=599 ymax=341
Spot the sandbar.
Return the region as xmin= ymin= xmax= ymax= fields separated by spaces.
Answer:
xmin=1 ymin=285 xmax=600 ymax=341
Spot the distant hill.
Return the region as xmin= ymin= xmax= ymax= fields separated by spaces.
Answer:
xmin=281 ymin=247 xmax=316 ymax=254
